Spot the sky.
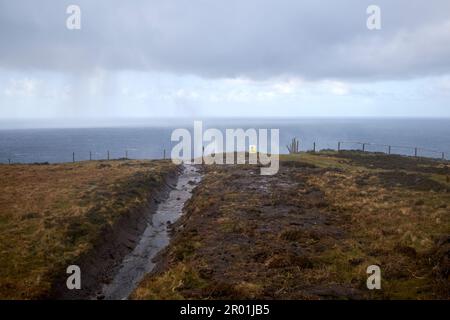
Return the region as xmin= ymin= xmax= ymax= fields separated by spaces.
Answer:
xmin=0 ymin=0 xmax=450 ymax=122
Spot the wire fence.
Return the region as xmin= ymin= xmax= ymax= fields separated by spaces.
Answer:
xmin=2 ymin=140 xmax=448 ymax=164
xmin=334 ymin=141 xmax=446 ymax=160
xmin=2 ymin=148 xmax=169 ymax=165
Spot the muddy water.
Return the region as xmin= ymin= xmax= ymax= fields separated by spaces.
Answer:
xmin=99 ymin=165 xmax=201 ymax=300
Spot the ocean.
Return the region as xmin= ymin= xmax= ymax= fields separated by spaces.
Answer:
xmin=0 ymin=118 xmax=449 ymax=163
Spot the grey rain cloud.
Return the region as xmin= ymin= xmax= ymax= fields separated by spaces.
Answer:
xmin=1 ymin=0 xmax=450 ymax=81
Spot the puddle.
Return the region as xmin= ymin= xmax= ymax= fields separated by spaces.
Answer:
xmin=99 ymin=165 xmax=202 ymax=300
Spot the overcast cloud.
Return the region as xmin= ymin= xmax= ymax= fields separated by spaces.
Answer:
xmin=0 ymin=0 xmax=449 ymax=119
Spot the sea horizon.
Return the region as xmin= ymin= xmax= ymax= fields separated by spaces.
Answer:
xmin=1 ymin=117 xmax=449 ymax=163
xmin=1 ymin=116 xmax=450 ymax=130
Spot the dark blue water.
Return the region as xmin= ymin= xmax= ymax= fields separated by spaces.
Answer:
xmin=0 ymin=118 xmax=449 ymax=163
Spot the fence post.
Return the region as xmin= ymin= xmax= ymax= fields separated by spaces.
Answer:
xmin=107 ymin=150 xmax=110 ymax=160
xmin=338 ymin=142 xmax=341 ymax=152
xmin=362 ymin=143 xmax=365 ymax=152
xmin=388 ymin=145 xmax=391 ymax=155
xmin=414 ymin=147 xmax=417 ymax=157
xmin=313 ymin=142 xmax=316 ymax=152
xmin=163 ymin=149 xmax=166 ymax=160
xmin=442 ymin=152 xmax=445 ymax=160
xmin=72 ymin=152 xmax=75 ymax=163
xmin=8 ymin=158 xmax=11 ymax=165
xmin=125 ymin=150 xmax=128 ymax=159
xmin=89 ymin=151 xmax=92 ymax=161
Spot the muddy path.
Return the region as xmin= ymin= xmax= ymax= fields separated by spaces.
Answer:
xmin=133 ymin=162 xmax=361 ymax=299
xmin=132 ymin=156 xmax=450 ymax=299
xmin=98 ymin=165 xmax=202 ymax=300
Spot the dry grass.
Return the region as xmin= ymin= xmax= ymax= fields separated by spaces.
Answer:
xmin=0 ymin=160 xmax=177 ymax=299
xmin=302 ymin=152 xmax=450 ymax=298
xmin=133 ymin=152 xmax=450 ymax=300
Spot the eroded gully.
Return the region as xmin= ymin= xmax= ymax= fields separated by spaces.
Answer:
xmin=99 ymin=164 xmax=202 ymax=300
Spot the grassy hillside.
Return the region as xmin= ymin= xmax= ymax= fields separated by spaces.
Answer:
xmin=0 ymin=160 xmax=177 ymax=299
xmin=133 ymin=151 xmax=450 ymax=300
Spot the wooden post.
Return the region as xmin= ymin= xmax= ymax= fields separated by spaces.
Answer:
xmin=107 ymin=150 xmax=110 ymax=160
xmin=313 ymin=142 xmax=316 ymax=152
xmin=8 ymin=159 xmax=11 ymax=165
xmin=163 ymin=149 xmax=166 ymax=160
xmin=388 ymin=146 xmax=391 ymax=155
xmin=72 ymin=152 xmax=75 ymax=163
xmin=414 ymin=147 xmax=417 ymax=157
xmin=442 ymin=152 xmax=445 ymax=160
xmin=338 ymin=142 xmax=341 ymax=152
xmin=89 ymin=151 xmax=92 ymax=161
xmin=287 ymin=137 xmax=300 ymax=154
xmin=125 ymin=150 xmax=128 ymax=159
xmin=362 ymin=143 xmax=365 ymax=152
